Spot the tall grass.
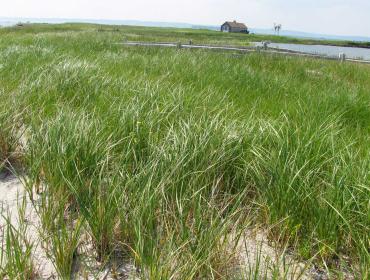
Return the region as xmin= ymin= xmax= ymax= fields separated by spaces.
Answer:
xmin=0 ymin=199 xmax=36 ymax=279
xmin=0 ymin=24 xmax=369 ymax=278
xmin=0 ymin=95 xmax=22 ymax=173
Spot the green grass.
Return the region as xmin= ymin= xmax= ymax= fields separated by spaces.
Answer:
xmin=2 ymin=22 xmax=370 ymax=48
xmin=0 ymin=101 xmax=21 ymax=172
xmin=0 ymin=23 xmax=369 ymax=279
xmin=0 ymin=198 xmax=36 ymax=279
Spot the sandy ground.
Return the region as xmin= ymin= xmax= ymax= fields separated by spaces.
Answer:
xmin=0 ymin=173 xmax=56 ymax=279
xmin=1 ymin=172 xmax=323 ymax=279
xmin=237 ymin=230 xmax=313 ymax=279
xmin=0 ymin=172 xmax=139 ymax=279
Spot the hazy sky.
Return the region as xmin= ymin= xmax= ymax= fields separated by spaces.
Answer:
xmin=2 ymin=0 xmax=370 ymax=36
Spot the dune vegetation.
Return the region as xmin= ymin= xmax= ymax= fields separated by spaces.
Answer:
xmin=0 ymin=23 xmax=369 ymax=279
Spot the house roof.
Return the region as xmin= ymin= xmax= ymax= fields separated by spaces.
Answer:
xmin=223 ymin=21 xmax=247 ymax=29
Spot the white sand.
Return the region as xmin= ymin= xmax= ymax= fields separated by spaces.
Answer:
xmin=0 ymin=173 xmax=139 ymax=279
xmin=238 ymin=230 xmax=312 ymax=279
xmin=0 ymin=173 xmax=57 ymax=279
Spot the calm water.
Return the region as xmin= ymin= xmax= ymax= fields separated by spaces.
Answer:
xmin=254 ymin=42 xmax=370 ymax=61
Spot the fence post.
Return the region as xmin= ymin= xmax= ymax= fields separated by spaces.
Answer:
xmin=177 ymin=42 xmax=182 ymax=49
xmin=262 ymin=41 xmax=269 ymax=50
xmin=339 ymin=53 xmax=346 ymax=62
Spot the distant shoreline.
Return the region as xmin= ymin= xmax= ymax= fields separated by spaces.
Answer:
xmin=1 ymin=21 xmax=370 ymax=49
xmin=1 ymin=17 xmax=370 ymax=42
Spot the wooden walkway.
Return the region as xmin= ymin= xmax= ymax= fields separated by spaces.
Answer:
xmin=119 ymin=41 xmax=370 ymax=65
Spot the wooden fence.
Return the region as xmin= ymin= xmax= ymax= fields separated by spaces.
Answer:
xmin=119 ymin=41 xmax=370 ymax=65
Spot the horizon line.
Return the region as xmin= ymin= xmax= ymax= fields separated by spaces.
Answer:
xmin=1 ymin=16 xmax=370 ymax=40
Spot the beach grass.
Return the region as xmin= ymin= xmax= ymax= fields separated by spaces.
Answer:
xmin=0 ymin=23 xmax=369 ymax=279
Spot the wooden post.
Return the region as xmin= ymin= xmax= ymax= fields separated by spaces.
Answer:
xmin=262 ymin=41 xmax=268 ymax=50
xmin=339 ymin=53 xmax=346 ymax=62
xmin=177 ymin=42 xmax=182 ymax=49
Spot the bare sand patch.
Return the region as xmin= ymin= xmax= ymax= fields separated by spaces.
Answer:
xmin=236 ymin=230 xmax=312 ymax=279
xmin=0 ymin=173 xmax=56 ymax=279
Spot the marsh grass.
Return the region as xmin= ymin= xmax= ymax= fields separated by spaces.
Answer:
xmin=0 ymin=23 xmax=369 ymax=278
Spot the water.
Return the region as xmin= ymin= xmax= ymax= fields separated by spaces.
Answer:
xmin=254 ymin=42 xmax=370 ymax=61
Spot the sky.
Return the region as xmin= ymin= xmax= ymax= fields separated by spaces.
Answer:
xmin=2 ymin=0 xmax=370 ymax=37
